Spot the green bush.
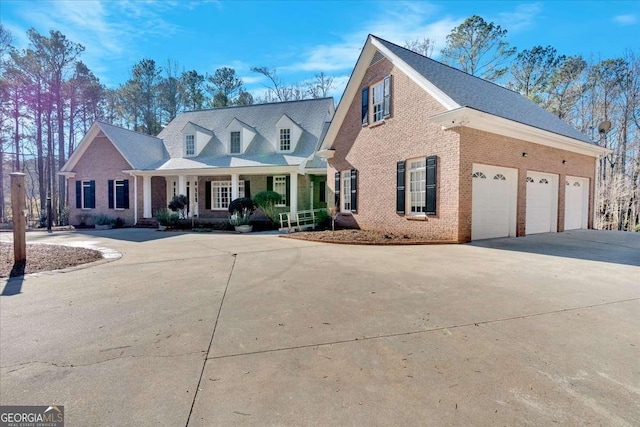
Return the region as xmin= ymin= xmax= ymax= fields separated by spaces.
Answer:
xmin=93 ymin=214 xmax=115 ymax=226
xmin=154 ymin=208 xmax=180 ymax=227
xmin=253 ymin=191 xmax=282 ymax=223
xmin=228 ymin=197 xmax=256 ymax=215
xmin=168 ymin=194 xmax=188 ymax=219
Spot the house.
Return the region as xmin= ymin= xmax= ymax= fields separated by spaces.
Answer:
xmin=59 ymin=98 xmax=334 ymax=226
xmin=318 ymin=35 xmax=609 ymax=242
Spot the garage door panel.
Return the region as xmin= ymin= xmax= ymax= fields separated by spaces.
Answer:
xmin=564 ymin=177 xmax=589 ymax=230
xmin=526 ymin=172 xmax=558 ymax=235
xmin=472 ymin=165 xmax=517 ymax=240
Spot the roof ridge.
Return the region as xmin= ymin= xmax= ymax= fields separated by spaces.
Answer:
xmin=95 ymin=120 xmax=163 ymax=141
xmin=370 ymin=34 xmax=523 ymax=97
xmin=183 ymin=97 xmax=334 ymax=114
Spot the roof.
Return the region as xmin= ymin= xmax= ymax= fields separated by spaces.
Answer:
xmin=156 ymin=97 xmax=334 ymax=170
xmin=61 ymin=121 xmax=167 ymax=172
xmin=372 ymin=36 xmax=592 ymax=143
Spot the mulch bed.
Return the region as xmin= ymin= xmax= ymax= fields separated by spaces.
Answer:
xmin=281 ymin=229 xmax=456 ymax=245
xmin=0 ymin=242 xmax=102 ymax=278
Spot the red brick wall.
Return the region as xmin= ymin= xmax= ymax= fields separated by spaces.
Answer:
xmin=69 ymin=133 xmax=135 ymax=225
xmin=328 ymin=58 xmax=461 ymax=241
xmin=458 ymin=128 xmax=596 ymax=241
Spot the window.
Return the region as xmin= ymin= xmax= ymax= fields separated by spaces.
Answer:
xmin=274 ymin=175 xmax=287 ymax=206
xmin=77 ymin=180 xmax=96 ymax=209
xmin=362 ymin=75 xmax=391 ymax=126
xmin=397 ymin=156 xmax=437 ymax=216
xmin=108 ymin=179 xmax=129 ymax=209
xmin=408 ymin=159 xmax=426 ymax=214
xmin=230 ymin=131 xmax=241 ymax=154
xmin=319 ymin=180 xmax=326 ymax=203
xmin=279 ymin=128 xmax=291 ymax=152
xmin=185 ymin=134 xmax=195 ymax=156
xmin=211 ymin=180 xmax=245 ymax=210
xmin=341 ymin=171 xmax=352 ymax=212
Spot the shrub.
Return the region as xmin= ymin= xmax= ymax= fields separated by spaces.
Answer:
xmin=93 ymin=214 xmax=115 ymax=226
xmin=168 ymin=194 xmax=188 ymax=219
xmin=76 ymin=213 xmax=90 ymax=228
xmin=154 ymin=208 xmax=180 ymax=227
xmin=229 ymin=209 xmax=252 ymax=226
xmin=113 ymin=217 xmax=125 ymax=228
xmin=314 ymin=209 xmax=330 ymax=229
xmin=228 ymin=197 xmax=256 ymax=215
xmin=253 ymin=190 xmax=282 ymax=223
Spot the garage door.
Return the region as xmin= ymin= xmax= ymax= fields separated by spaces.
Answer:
xmin=526 ymin=171 xmax=558 ymax=234
xmin=564 ymin=176 xmax=589 ymax=230
xmin=472 ymin=164 xmax=517 ymax=240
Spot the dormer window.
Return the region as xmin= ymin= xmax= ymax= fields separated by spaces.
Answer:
xmin=279 ymin=128 xmax=291 ymax=152
xmin=185 ymin=134 xmax=195 ymax=156
xmin=230 ymin=131 xmax=241 ymax=154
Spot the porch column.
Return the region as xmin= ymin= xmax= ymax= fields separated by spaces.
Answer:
xmin=143 ymin=175 xmax=152 ymax=218
xmin=289 ymin=172 xmax=298 ymax=214
xmin=178 ymin=175 xmax=186 ymax=196
xmin=133 ymin=174 xmax=138 ymax=225
xmin=231 ymin=173 xmax=239 ymax=200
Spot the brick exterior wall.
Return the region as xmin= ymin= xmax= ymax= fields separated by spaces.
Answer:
xmin=327 ymin=57 xmax=597 ymax=243
xmin=458 ymin=127 xmax=596 ymax=242
xmin=328 ymin=58 xmax=461 ymax=241
xmin=69 ymin=134 xmax=136 ymax=226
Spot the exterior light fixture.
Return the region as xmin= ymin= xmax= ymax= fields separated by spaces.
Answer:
xmin=522 ymin=152 xmax=527 ymax=157
xmin=562 ymin=160 xmax=567 ymax=164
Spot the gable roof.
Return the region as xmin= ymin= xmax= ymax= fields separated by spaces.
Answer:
xmin=61 ymin=121 xmax=167 ymax=172
xmin=321 ymin=35 xmax=604 ymax=156
xmin=373 ymin=36 xmax=591 ymax=143
xmin=156 ymin=97 xmax=334 ymax=170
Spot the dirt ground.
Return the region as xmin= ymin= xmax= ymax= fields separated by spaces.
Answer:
xmin=283 ymin=229 xmax=452 ymax=245
xmin=0 ymin=242 xmax=102 ymax=277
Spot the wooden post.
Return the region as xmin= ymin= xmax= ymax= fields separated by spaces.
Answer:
xmin=10 ymin=172 xmax=26 ymax=263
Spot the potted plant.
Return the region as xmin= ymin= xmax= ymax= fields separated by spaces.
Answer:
xmin=93 ymin=214 xmax=114 ymax=230
xmin=154 ymin=208 xmax=179 ymax=231
xmin=229 ymin=197 xmax=256 ymax=233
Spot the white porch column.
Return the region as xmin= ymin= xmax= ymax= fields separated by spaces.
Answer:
xmin=143 ymin=175 xmax=152 ymax=218
xmin=289 ymin=172 xmax=298 ymax=214
xmin=133 ymin=175 xmax=138 ymax=225
xmin=231 ymin=173 xmax=239 ymax=200
xmin=178 ymin=175 xmax=186 ymax=196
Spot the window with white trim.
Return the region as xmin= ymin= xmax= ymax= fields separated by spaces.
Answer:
xmin=211 ymin=180 xmax=245 ymax=210
xmin=279 ymin=128 xmax=291 ymax=152
xmin=185 ymin=134 xmax=195 ymax=156
xmin=82 ymin=180 xmax=94 ymax=209
xmin=371 ymin=80 xmax=385 ymax=123
xmin=341 ymin=171 xmax=352 ymax=212
xmin=408 ymin=159 xmax=426 ymax=214
xmin=114 ymin=180 xmax=126 ymax=209
xmin=273 ymin=175 xmax=287 ymax=206
xmin=230 ymin=131 xmax=241 ymax=154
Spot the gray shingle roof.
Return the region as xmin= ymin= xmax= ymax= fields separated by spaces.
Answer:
xmin=96 ymin=121 xmax=167 ymax=169
xmin=156 ymin=98 xmax=334 ymax=170
xmin=374 ymin=36 xmax=593 ymax=143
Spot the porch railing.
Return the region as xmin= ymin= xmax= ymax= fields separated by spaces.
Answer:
xmin=279 ymin=209 xmax=326 ymax=232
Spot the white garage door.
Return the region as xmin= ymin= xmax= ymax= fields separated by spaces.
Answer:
xmin=472 ymin=164 xmax=517 ymax=240
xmin=526 ymin=171 xmax=558 ymax=235
xmin=564 ymin=176 xmax=589 ymax=230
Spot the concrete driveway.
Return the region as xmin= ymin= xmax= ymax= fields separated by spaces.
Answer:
xmin=1 ymin=229 xmax=638 ymax=426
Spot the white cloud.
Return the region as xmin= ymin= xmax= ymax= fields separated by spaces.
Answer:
xmin=496 ymin=3 xmax=543 ymax=32
xmin=282 ymin=2 xmax=461 ymax=74
xmin=613 ymin=14 xmax=637 ymax=25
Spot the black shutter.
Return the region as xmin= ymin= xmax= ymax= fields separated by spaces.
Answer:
xmin=244 ymin=180 xmax=251 ymax=198
xmin=396 ymin=161 xmax=405 ymax=214
xmin=361 ymin=87 xmax=369 ymax=126
xmin=108 ymin=180 xmax=114 ymax=209
xmin=88 ymin=180 xmax=96 ymax=209
xmin=76 ymin=181 xmax=81 ymax=208
xmin=383 ymin=75 xmax=392 ymax=118
xmin=319 ymin=180 xmax=326 ymax=203
xmin=425 ymin=156 xmax=437 ymax=215
xmin=334 ymin=171 xmax=341 ymax=211
xmin=123 ymin=179 xmax=130 ymax=209
xmin=205 ymin=181 xmax=211 ymax=210
xmin=267 ymin=176 xmax=273 ymax=191
xmin=350 ymin=169 xmax=358 ymax=213
xmin=285 ymin=175 xmax=291 ymax=207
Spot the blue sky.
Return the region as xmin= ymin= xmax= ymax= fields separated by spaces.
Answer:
xmin=2 ymin=1 xmax=639 ymax=99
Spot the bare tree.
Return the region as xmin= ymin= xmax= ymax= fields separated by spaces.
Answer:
xmin=404 ymin=37 xmax=435 ymax=57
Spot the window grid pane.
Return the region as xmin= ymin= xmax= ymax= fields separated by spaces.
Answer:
xmin=408 ymin=160 xmax=426 ymax=213
xmin=230 ymin=131 xmax=241 ymax=154
xmin=115 ymin=180 xmax=125 ymax=209
xmin=82 ymin=181 xmax=92 ymax=209
xmin=274 ymin=176 xmax=287 ymax=206
xmin=371 ymin=81 xmax=384 ymax=123
xmin=186 ymin=135 xmax=195 ymax=156
xmin=342 ymin=171 xmax=351 ymax=211
xmin=279 ymin=128 xmax=291 ymax=151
